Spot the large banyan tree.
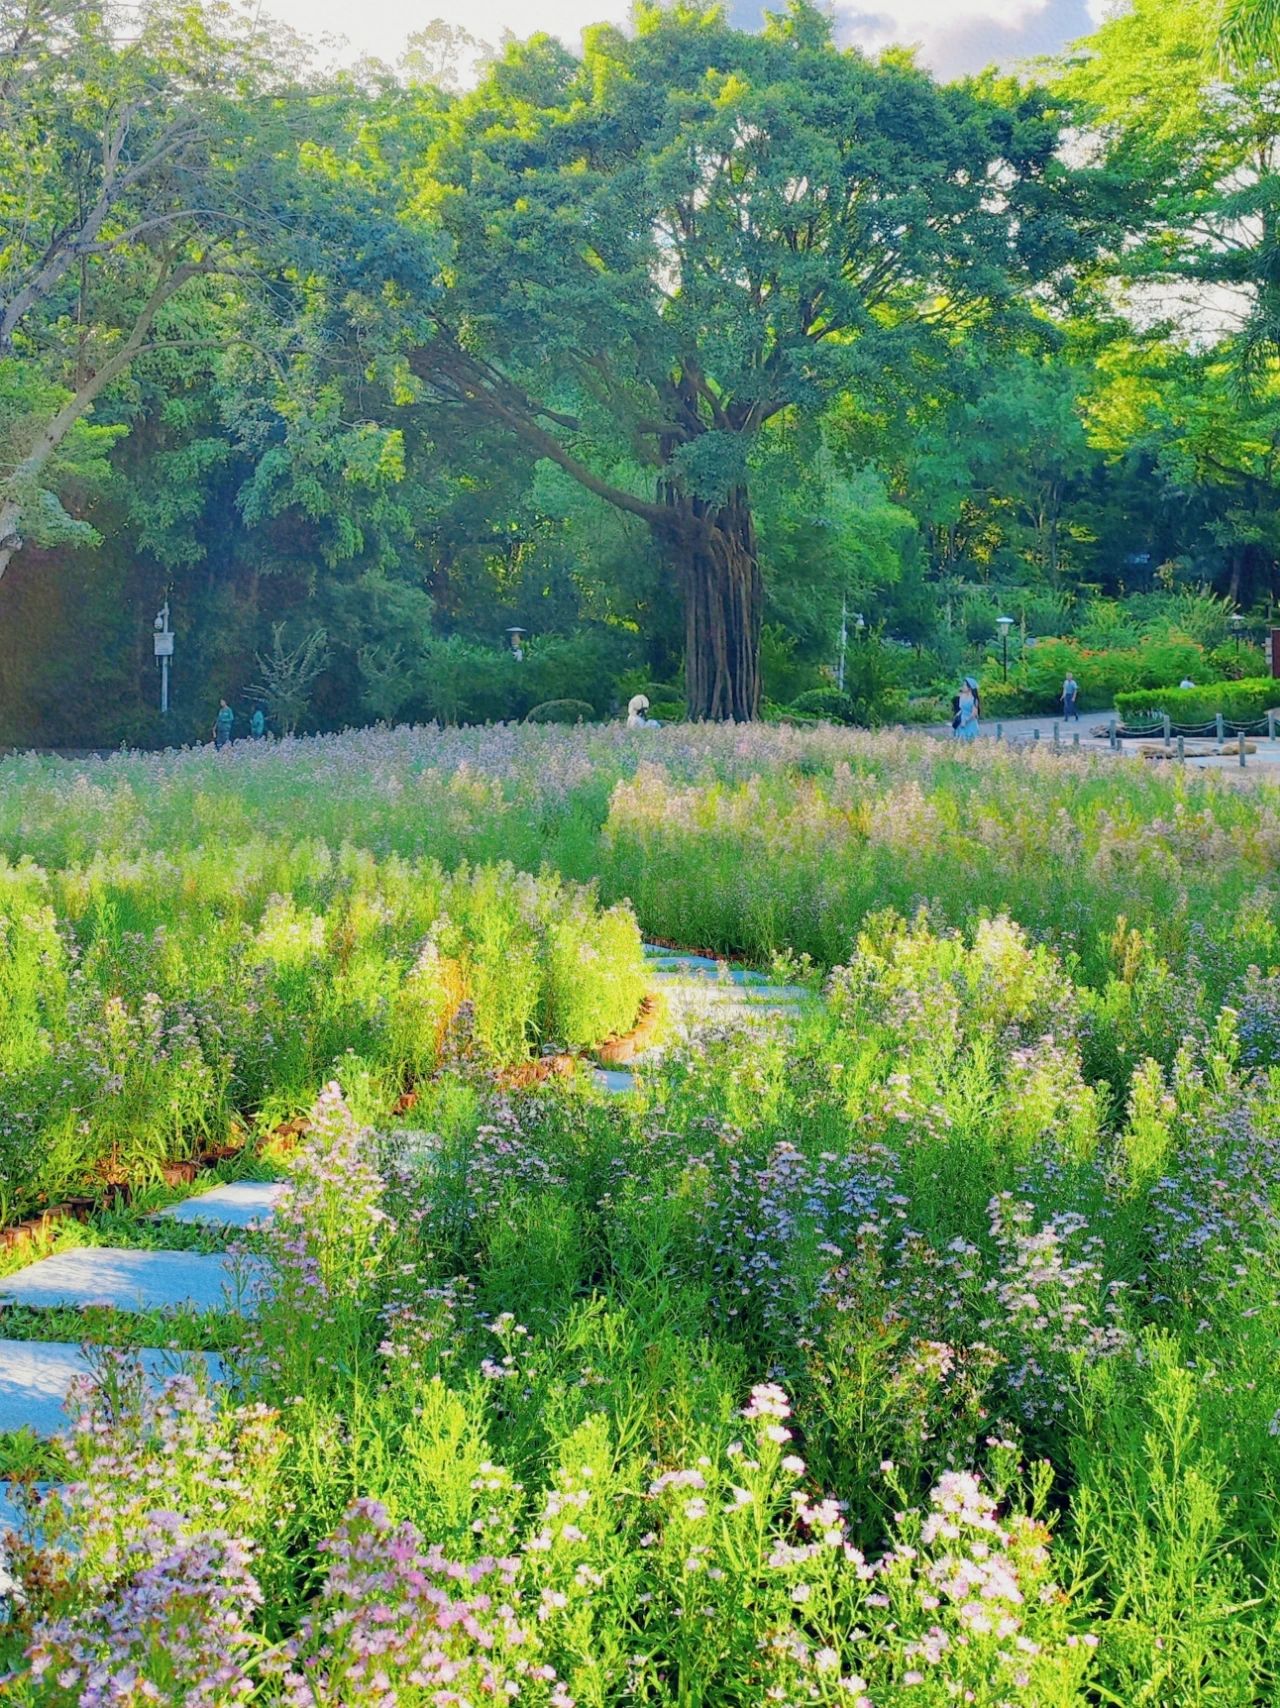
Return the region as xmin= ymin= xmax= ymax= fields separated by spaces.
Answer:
xmin=403 ymin=1 xmax=1077 ymax=719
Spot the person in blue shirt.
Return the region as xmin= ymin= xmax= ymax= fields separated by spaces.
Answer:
xmin=214 ymin=699 xmax=234 ymax=749
xmin=250 ymin=707 xmax=266 ymax=740
xmin=955 ymin=678 xmax=980 ymax=742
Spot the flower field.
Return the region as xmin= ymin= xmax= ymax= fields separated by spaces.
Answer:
xmin=3 ymin=724 xmax=1280 ymax=1702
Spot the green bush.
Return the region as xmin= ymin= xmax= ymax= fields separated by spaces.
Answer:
xmin=903 ymin=695 xmax=948 ymax=725
xmin=647 ymin=700 xmax=684 ymax=724
xmin=525 ymin=700 xmax=595 ymax=725
xmin=978 ymin=635 xmax=1217 ymax=715
xmin=790 ymin=687 xmax=857 ymax=725
xmin=1115 ymin=678 xmax=1279 ymax=728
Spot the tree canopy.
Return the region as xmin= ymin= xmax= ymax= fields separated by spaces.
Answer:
xmin=1 ymin=0 xmax=1278 ymax=740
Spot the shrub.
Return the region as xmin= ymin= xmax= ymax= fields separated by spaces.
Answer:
xmin=524 ymin=699 xmax=595 ymax=725
xmin=1114 ymin=678 xmax=1279 ymax=728
xmin=978 ymin=635 xmax=1216 ymax=715
xmin=647 ymin=700 xmax=684 ymax=723
xmin=790 ymin=687 xmax=857 ymax=725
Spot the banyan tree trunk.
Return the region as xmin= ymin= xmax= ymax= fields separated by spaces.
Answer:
xmin=659 ymin=486 xmax=762 ymax=722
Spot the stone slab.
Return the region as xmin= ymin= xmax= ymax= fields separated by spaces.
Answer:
xmin=650 ymin=960 xmax=770 ymax=987
xmin=663 ymin=988 xmax=808 ymax=1015
xmin=643 ymin=945 xmax=720 ymax=967
xmin=0 ymin=1482 xmax=28 ymax=1539
xmin=0 ymin=1248 xmax=258 ymax=1316
xmin=0 ymin=1341 xmax=225 ymax=1438
xmin=593 ymin=1068 xmax=638 ymax=1095
xmin=155 ymin=1180 xmax=284 ymax=1229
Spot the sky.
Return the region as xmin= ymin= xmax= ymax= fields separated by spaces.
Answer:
xmin=273 ymin=0 xmax=1116 ymax=81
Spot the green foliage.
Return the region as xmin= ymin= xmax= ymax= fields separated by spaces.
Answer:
xmin=524 ymin=700 xmax=595 ymax=725
xmin=1115 ymin=677 xmax=1279 ymax=726
xmin=789 ymin=687 xmax=857 ymax=725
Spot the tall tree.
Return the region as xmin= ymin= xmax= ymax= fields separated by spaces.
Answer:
xmin=1064 ymin=0 xmax=1280 ymax=380
xmin=392 ymin=2 xmax=1078 ymax=719
xmin=0 ymin=0 xmax=309 ymax=583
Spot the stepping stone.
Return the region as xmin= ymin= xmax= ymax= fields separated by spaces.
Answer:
xmin=384 ymin=1130 xmax=440 ymax=1167
xmin=0 ymin=1249 xmax=259 ymax=1316
xmin=593 ymin=1068 xmax=638 ymax=1095
xmin=663 ymin=990 xmax=807 ymax=1019
xmin=0 ymin=1341 xmax=225 ymax=1439
xmin=155 ymin=1180 xmax=284 ymax=1229
xmin=0 ymin=1482 xmax=28 ymax=1539
xmin=650 ymin=960 xmax=773 ymax=988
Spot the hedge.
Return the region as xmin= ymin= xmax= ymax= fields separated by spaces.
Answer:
xmin=1114 ymin=678 xmax=1280 ymax=728
xmin=524 ymin=699 xmax=595 ymax=725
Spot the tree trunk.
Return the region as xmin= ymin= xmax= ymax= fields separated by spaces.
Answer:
xmin=657 ymin=486 xmax=762 ymax=722
xmin=0 ymin=499 xmax=22 ymax=583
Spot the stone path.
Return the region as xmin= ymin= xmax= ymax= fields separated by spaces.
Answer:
xmin=155 ymin=1180 xmax=284 ymax=1228
xmin=0 ymin=1340 xmax=224 ymax=1438
xmin=0 ymin=1248 xmax=258 ymax=1316
xmin=592 ymin=946 xmax=816 ymax=1095
xmin=0 ymin=940 xmax=816 ymax=1560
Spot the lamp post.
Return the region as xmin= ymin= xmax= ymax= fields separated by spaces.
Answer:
xmin=153 ymin=601 xmax=174 ymax=714
xmin=1232 ymin=611 xmax=1244 ymax=656
xmin=996 ymin=614 xmax=1014 ymax=683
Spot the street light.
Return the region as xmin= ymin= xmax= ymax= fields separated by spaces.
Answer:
xmin=996 ymin=614 xmax=1014 ymax=682
xmin=1232 ymin=612 xmax=1244 ymax=656
xmin=153 ymin=601 xmax=175 ymax=714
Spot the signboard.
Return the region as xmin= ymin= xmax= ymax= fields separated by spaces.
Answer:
xmin=153 ymin=631 xmax=174 ymax=658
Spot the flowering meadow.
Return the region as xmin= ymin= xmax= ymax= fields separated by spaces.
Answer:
xmin=4 ymin=723 xmax=1280 ymax=1703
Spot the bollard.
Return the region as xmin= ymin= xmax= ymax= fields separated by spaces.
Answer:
xmin=1240 ymin=729 xmax=1247 ymax=768
xmin=1109 ymin=717 xmax=1118 ymax=752
xmin=1033 ymin=727 xmax=1039 ymax=743
xmin=1053 ymin=720 xmax=1060 ymax=748
xmin=1270 ymin=711 xmax=1276 ymax=743
xmin=1216 ymin=712 xmax=1225 ymax=749
xmin=1177 ymin=734 xmax=1184 ymax=762
xmin=996 ymin=721 xmax=1003 ymax=742
xmin=1163 ymin=712 xmax=1171 ymax=753
xmin=1073 ymin=730 xmax=1080 ymax=748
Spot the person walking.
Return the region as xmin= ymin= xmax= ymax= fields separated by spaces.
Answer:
xmin=214 ymin=699 xmax=235 ymax=750
xmin=1062 ymin=672 xmax=1080 ymax=721
xmin=250 ymin=706 xmax=266 ymax=740
xmin=955 ymin=678 xmax=980 ymax=742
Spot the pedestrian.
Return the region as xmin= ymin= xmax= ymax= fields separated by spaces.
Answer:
xmin=627 ymin=694 xmax=659 ymax=728
xmin=1062 ymin=672 xmax=1080 ymax=721
xmin=955 ymin=678 xmax=980 ymax=742
xmin=250 ymin=706 xmax=266 ymax=740
xmin=213 ymin=698 xmax=234 ymax=750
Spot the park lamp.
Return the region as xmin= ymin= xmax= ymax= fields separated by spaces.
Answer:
xmin=506 ymin=626 xmax=526 ymax=660
xmin=1232 ymin=611 xmax=1245 ymax=653
xmin=996 ymin=614 xmax=1014 ymax=682
xmin=153 ymin=600 xmax=175 ymax=714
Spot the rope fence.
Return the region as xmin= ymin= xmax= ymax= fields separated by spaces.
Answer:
xmin=978 ymin=709 xmax=1280 ymax=768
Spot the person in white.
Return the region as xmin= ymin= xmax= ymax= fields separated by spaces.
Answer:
xmin=627 ymin=694 xmax=659 ymax=728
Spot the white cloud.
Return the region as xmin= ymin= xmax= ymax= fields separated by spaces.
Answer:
xmin=264 ymin=0 xmax=627 ymax=69
xmin=260 ymin=0 xmax=1089 ymax=77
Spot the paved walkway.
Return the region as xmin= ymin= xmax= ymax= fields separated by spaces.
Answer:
xmin=929 ymin=713 xmax=1280 ymax=772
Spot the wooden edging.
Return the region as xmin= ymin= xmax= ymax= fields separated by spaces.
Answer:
xmin=1 ymin=973 xmax=668 ymax=1241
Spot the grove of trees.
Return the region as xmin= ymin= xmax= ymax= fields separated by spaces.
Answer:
xmin=2 ymin=0 xmax=1278 ymax=740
